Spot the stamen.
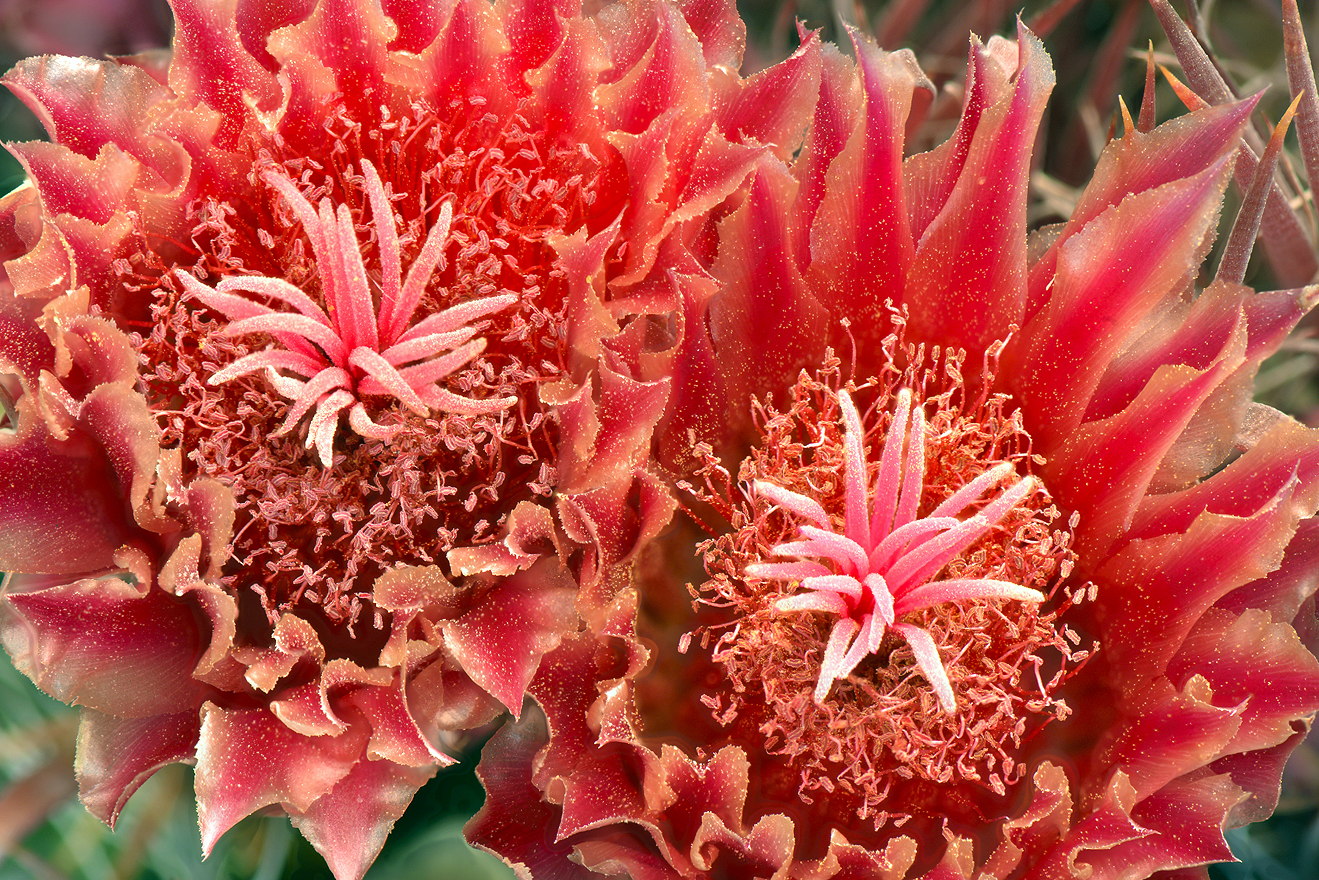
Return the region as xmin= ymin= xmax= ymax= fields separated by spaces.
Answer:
xmin=751 ymin=391 xmax=1044 ymax=709
xmin=693 ymin=354 xmax=1085 ymax=825
xmin=180 ymin=158 xmax=516 ymax=466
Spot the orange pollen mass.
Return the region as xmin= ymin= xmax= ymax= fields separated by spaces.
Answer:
xmin=693 ymin=346 xmax=1091 ymax=828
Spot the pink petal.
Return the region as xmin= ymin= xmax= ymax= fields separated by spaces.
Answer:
xmin=343 ymin=673 xmax=453 ymax=768
xmin=742 ymin=560 xmax=832 ymax=581
xmin=1015 ymin=156 xmax=1237 ymax=450
xmin=863 ymin=572 xmax=894 ymax=627
xmin=714 ymin=31 xmax=821 ymax=163
xmin=217 ymin=273 xmax=332 ymax=325
xmin=1098 ymin=475 xmax=1302 ymax=696
xmin=387 ymin=200 xmax=454 ymax=343
xmin=790 ymin=525 xmax=869 ymax=576
xmin=837 ymin=389 xmax=871 ymax=551
xmin=799 ymin=575 xmax=864 ymax=601
xmin=895 ymin=578 xmax=1045 ymax=616
xmin=868 ymin=515 xmax=958 ymax=572
xmin=394 ymin=292 xmax=517 ymax=345
xmin=346 ymin=347 xmax=427 ymax=414
xmin=224 ymin=312 xmax=350 ymax=365
xmin=752 ymin=480 xmax=830 ymax=529
xmin=893 ymin=401 xmax=925 ymax=529
xmin=775 ymin=592 xmax=849 ymax=616
xmin=466 ymin=711 xmax=595 ymax=879
xmin=886 ymin=476 xmax=1037 ymax=592
xmin=705 ymin=162 xmax=828 ymax=416
xmin=869 ymin=387 xmax=911 ymax=540
xmin=0 ymin=430 xmax=135 ymax=573
xmin=209 ymin=347 xmax=326 ymax=385
xmin=929 ymin=461 xmax=1012 ymax=518
xmin=814 ymin=617 xmax=861 ymax=703
xmin=892 ymin=622 xmax=954 ymax=714
xmin=170 ymin=0 xmax=280 ymax=144
xmin=1026 ymin=97 xmax=1255 ymax=320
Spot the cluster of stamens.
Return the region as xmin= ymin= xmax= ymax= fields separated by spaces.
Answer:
xmin=750 ymin=387 xmax=1045 ymax=712
xmin=175 ymin=158 xmax=516 ymax=466
xmin=691 ymin=345 xmax=1090 ymax=826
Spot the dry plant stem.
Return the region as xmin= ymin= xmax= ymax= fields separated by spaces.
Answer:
xmin=1138 ymin=42 xmax=1158 ymax=133
xmin=1283 ymin=0 xmax=1319 ymax=227
xmin=1150 ymin=0 xmax=1319 ymax=286
xmin=1220 ymin=94 xmax=1305 ymax=286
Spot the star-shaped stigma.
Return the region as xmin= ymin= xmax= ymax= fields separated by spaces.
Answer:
xmin=746 ymin=388 xmax=1046 ymax=713
xmin=176 ymin=158 xmax=517 ymax=466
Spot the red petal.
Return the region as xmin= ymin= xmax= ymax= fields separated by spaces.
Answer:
xmin=707 ymin=161 xmax=828 ymax=421
xmin=1095 ymin=676 xmax=1243 ymax=802
xmin=2 ymin=55 xmax=180 ymax=183
xmin=1098 ymin=476 xmax=1303 ymax=692
xmin=1171 ymin=607 xmax=1319 ymax=768
xmin=1025 ymin=97 xmax=1255 ymax=322
xmin=8 ymin=141 xmax=140 ymax=224
xmin=3 ymin=574 xmax=206 ymax=716
xmin=1015 ymin=158 xmax=1234 ymax=454
xmin=467 ymin=709 xmax=598 ymax=880
xmin=1079 ymin=774 xmax=1241 ymax=877
xmin=288 ymin=757 xmax=437 ymax=880
xmin=906 ymin=24 xmax=1053 ymax=356
xmin=194 ymin=703 xmax=368 ymax=855
xmin=75 ymin=709 xmax=200 ymax=827
xmin=676 ymin=0 xmax=744 ymax=71
xmin=263 ymin=0 xmax=393 ymax=142
xmin=342 ymin=671 xmax=453 ymax=767
xmin=597 ymin=0 xmax=708 ymax=137
xmin=505 ymin=0 xmax=568 ymax=71
xmin=806 ymin=32 xmax=926 ymax=340
xmin=791 ymin=44 xmax=861 ymax=269
xmin=442 ymin=558 xmax=578 ymax=716
xmin=0 ymin=429 xmax=136 ymax=575
xmin=170 ymin=0 xmax=280 ymax=146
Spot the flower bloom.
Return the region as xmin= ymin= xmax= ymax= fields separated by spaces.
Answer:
xmin=468 ymin=20 xmax=1319 ymax=880
xmin=748 ymin=385 xmax=1048 ymax=711
xmin=0 ymin=0 xmax=794 ymax=875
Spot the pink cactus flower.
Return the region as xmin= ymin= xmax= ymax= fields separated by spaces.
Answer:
xmin=467 ymin=18 xmax=1319 ymax=880
xmin=0 ymin=0 xmax=791 ymax=876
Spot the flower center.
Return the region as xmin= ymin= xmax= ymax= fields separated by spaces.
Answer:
xmin=174 ymin=158 xmax=517 ymax=468
xmin=691 ymin=348 xmax=1090 ymax=829
xmin=129 ymin=96 xmax=602 ymax=643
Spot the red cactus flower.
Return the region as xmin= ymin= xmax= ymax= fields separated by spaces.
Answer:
xmin=467 ymin=19 xmax=1319 ymax=880
xmin=0 ymin=0 xmax=788 ymax=876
